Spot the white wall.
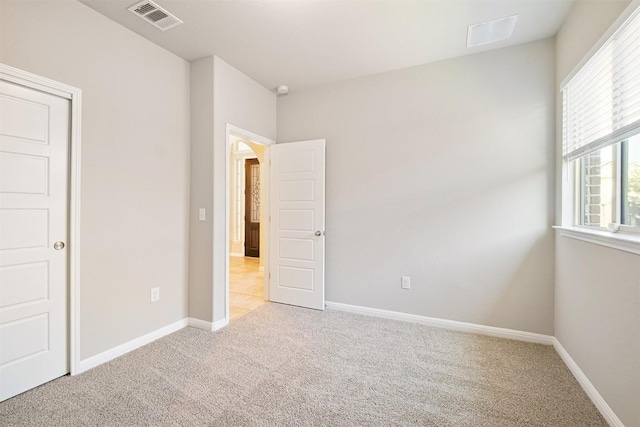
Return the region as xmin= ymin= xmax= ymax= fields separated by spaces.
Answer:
xmin=555 ymin=1 xmax=640 ymax=426
xmin=278 ymin=39 xmax=556 ymax=335
xmin=0 ymin=1 xmax=190 ymax=359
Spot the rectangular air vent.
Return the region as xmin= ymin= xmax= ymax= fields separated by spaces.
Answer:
xmin=128 ymin=0 xmax=183 ymax=31
xmin=467 ymin=15 xmax=518 ymax=48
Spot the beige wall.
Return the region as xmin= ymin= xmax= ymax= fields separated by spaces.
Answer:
xmin=555 ymin=1 xmax=639 ymax=426
xmin=189 ymin=57 xmax=214 ymax=321
xmin=278 ymin=39 xmax=556 ymax=335
xmin=0 ymin=1 xmax=190 ymax=359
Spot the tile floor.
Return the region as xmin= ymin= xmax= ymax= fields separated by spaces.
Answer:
xmin=229 ymin=256 xmax=265 ymax=320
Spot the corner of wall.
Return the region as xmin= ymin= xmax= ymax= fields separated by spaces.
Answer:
xmin=188 ymin=56 xmax=215 ymax=322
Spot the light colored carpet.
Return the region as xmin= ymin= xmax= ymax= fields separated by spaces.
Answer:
xmin=0 ymin=303 xmax=605 ymax=426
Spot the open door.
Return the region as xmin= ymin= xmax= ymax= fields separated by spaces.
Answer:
xmin=269 ymin=139 xmax=325 ymax=310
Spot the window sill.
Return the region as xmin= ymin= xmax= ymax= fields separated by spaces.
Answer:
xmin=553 ymin=226 xmax=640 ymax=256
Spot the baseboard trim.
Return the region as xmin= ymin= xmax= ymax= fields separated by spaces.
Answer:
xmin=325 ymin=301 xmax=554 ymax=345
xmin=213 ymin=318 xmax=229 ymax=330
xmin=553 ymin=338 xmax=624 ymax=427
xmin=188 ymin=317 xmax=213 ymax=331
xmin=187 ymin=317 xmax=229 ymax=331
xmin=229 ymin=252 xmax=244 ymax=257
xmin=77 ymin=318 xmax=188 ymax=374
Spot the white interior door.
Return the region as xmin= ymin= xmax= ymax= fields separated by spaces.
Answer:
xmin=269 ymin=139 xmax=325 ymax=310
xmin=0 ymin=79 xmax=70 ymax=401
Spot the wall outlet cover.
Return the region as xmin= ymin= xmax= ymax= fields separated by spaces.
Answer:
xmin=151 ymin=287 xmax=160 ymax=302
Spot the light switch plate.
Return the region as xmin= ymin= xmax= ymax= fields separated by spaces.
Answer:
xmin=401 ymin=276 xmax=410 ymax=290
xmin=198 ymin=208 xmax=206 ymax=222
xmin=151 ymin=287 xmax=160 ymax=302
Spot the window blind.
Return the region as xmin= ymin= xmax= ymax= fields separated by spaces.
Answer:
xmin=562 ymin=6 xmax=640 ymax=161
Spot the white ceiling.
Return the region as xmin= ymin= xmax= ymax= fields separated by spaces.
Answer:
xmin=79 ymin=0 xmax=576 ymax=91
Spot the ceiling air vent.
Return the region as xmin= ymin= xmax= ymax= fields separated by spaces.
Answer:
xmin=467 ymin=15 xmax=518 ymax=48
xmin=128 ymin=0 xmax=183 ymax=31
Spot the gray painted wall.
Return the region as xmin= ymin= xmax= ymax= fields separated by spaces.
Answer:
xmin=188 ymin=56 xmax=276 ymax=324
xmin=0 ymin=1 xmax=190 ymax=359
xmin=555 ymin=1 xmax=640 ymax=426
xmin=212 ymin=57 xmax=276 ymax=322
xmin=278 ymin=39 xmax=556 ymax=335
xmin=189 ymin=57 xmax=215 ymax=322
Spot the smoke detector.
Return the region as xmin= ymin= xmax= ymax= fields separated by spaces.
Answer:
xmin=467 ymin=15 xmax=518 ymax=48
xmin=276 ymin=85 xmax=289 ymax=95
xmin=128 ymin=1 xmax=183 ymax=31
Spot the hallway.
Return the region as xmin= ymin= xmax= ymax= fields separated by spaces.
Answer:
xmin=229 ymin=256 xmax=265 ymax=320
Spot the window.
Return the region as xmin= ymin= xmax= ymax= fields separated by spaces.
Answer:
xmin=622 ymin=138 xmax=640 ymax=228
xmin=562 ymin=5 xmax=640 ymax=235
xmin=575 ymin=137 xmax=640 ymax=231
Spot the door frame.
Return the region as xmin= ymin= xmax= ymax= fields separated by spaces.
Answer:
xmin=0 ymin=64 xmax=83 ymax=376
xmin=225 ymin=124 xmax=274 ymax=323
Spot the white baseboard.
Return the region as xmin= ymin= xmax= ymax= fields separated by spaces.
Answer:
xmin=229 ymin=252 xmax=244 ymax=257
xmin=325 ymin=301 xmax=554 ymax=345
xmin=77 ymin=318 xmax=188 ymax=374
xmin=553 ymin=338 xmax=624 ymax=427
xmin=188 ymin=317 xmax=229 ymax=332
xmin=188 ymin=317 xmax=213 ymax=331
xmin=213 ymin=317 xmax=229 ymax=330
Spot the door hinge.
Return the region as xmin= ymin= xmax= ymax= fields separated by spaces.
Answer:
xmin=269 ymin=272 xmax=271 ymax=279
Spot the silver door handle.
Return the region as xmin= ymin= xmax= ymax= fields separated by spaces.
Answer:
xmin=315 ymin=231 xmax=322 ymax=237
xmin=53 ymin=241 xmax=65 ymax=250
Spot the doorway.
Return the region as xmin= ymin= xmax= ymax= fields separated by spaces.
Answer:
xmin=224 ymin=126 xmax=327 ymax=324
xmin=226 ymin=126 xmax=273 ymax=322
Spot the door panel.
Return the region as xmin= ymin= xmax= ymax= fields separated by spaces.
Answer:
xmin=0 ymin=261 xmax=49 ymax=308
xmin=0 ymin=80 xmax=69 ymax=401
xmin=0 ymin=152 xmax=49 ymax=194
xmin=270 ymin=140 xmax=325 ymax=310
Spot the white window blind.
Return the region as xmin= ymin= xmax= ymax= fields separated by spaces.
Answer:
xmin=562 ymin=6 xmax=640 ymax=161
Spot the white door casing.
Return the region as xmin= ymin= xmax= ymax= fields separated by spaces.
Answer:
xmin=269 ymin=139 xmax=325 ymax=310
xmin=0 ymin=79 xmax=70 ymax=401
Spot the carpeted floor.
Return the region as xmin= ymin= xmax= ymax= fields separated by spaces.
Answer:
xmin=0 ymin=303 xmax=606 ymax=426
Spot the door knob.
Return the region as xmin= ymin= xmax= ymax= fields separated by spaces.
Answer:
xmin=315 ymin=231 xmax=322 ymax=237
xmin=53 ymin=241 xmax=65 ymax=250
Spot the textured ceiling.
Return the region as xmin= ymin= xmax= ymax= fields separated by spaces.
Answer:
xmin=79 ymin=0 xmax=576 ymax=91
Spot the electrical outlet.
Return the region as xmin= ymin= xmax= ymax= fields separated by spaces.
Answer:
xmin=151 ymin=287 xmax=160 ymax=302
xmin=198 ymin=208 xmax=206 ymax=222
xmin=401 ymin=276 xmax=410 ymax=290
